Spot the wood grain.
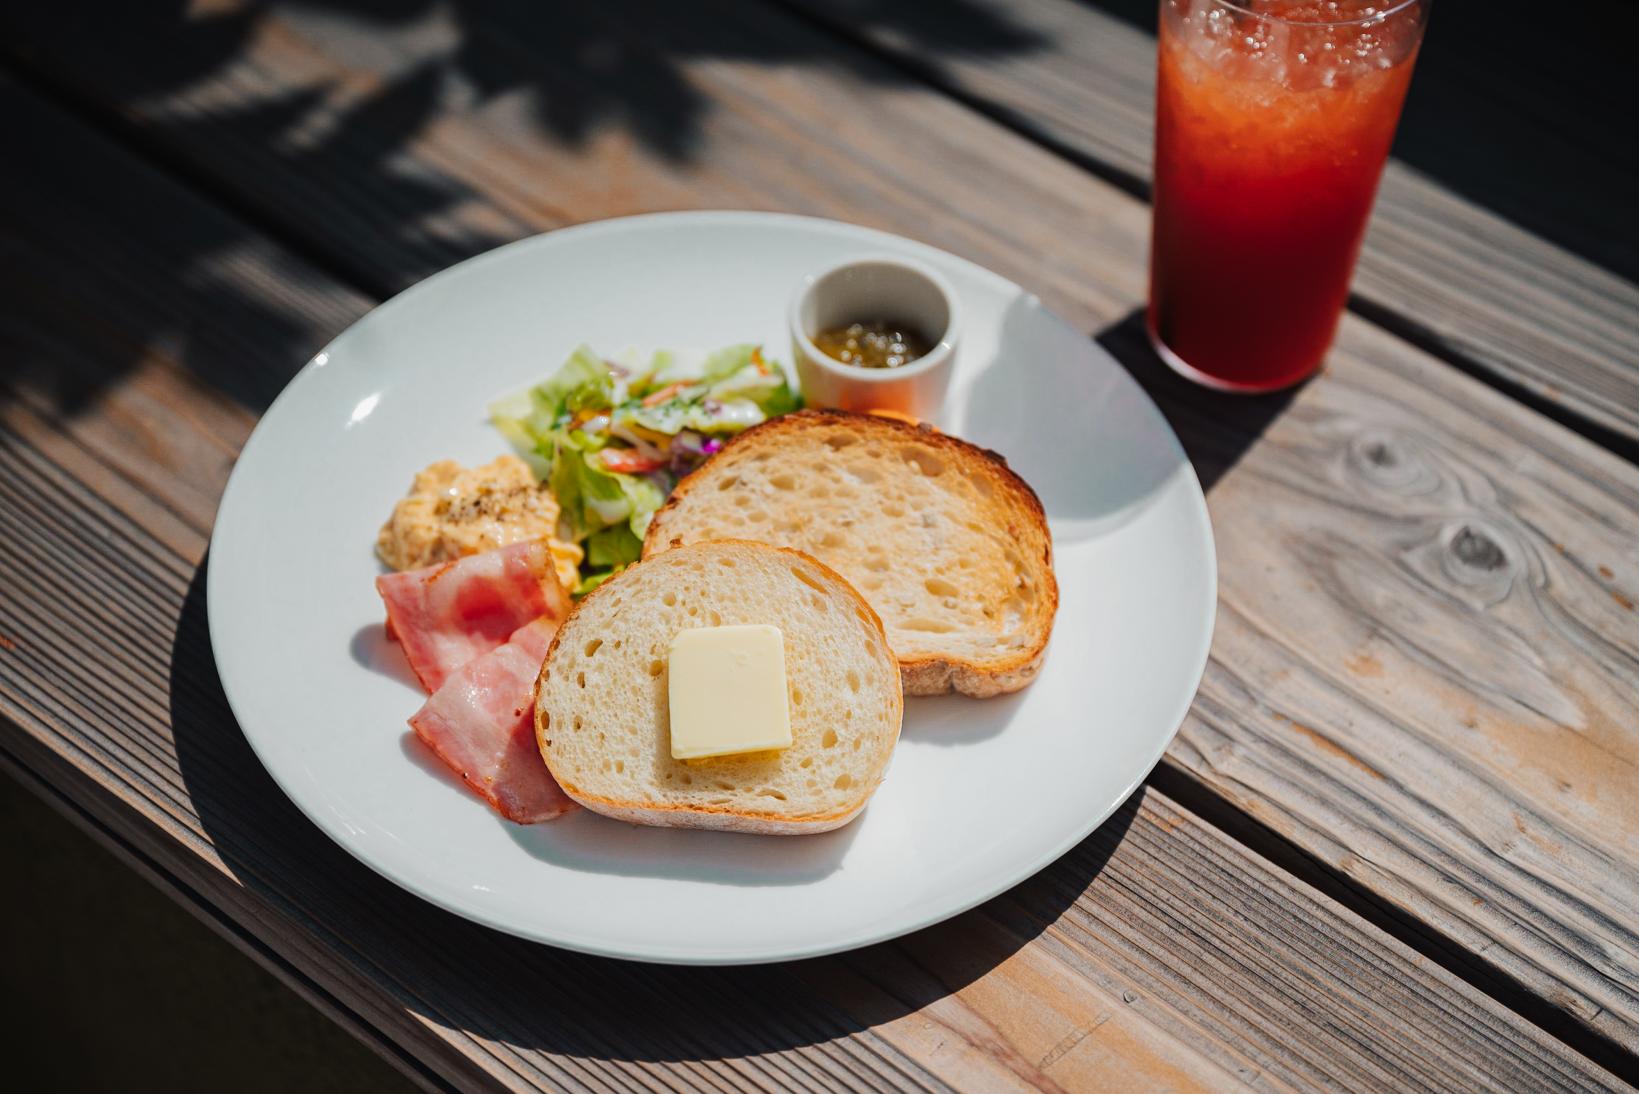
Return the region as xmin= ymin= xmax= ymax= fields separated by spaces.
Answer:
xmin=0 ymin=76 xmax=1627 ymax=1090
xmin=5 ymin=0 xmax=1633 ymax=1057
xmin=774 ymin=0 xmax=1639 ymax=448
xmin=1109 ymin=314 xmax=1639 ymax=1054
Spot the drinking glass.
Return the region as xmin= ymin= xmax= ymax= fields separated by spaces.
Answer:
xmin=1148 ymin=0 xmax=1431 ymax=391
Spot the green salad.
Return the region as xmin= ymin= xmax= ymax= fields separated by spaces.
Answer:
xmin=491 ymin=344 xmax=801 ymax=595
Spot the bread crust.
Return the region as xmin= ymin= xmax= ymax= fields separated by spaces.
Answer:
xmin=534 ymin=540 xmax=902 ymax=833
xmin=545 ymin=793 xmax=867 ymax=835
xmin=644 ymin=409 xmax=1057 ymax=698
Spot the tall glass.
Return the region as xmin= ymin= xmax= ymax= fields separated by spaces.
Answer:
xmin=1148 ymin=0 xmax=1430 ymax=392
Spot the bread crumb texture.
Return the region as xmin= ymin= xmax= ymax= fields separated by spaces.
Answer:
xmin=537 ymin=541 xmax=903 ymax=828
xmin=645 ymin=411 xmax=1056 ymax=696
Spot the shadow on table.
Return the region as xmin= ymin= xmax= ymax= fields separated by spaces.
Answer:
xmin=172 ymin=560 xmax=1134 ymax=1066
xmin=1094 ymin=309 xmax=1300 ymax=493
xmin=0 ymin=0 xmax=1047 ymax=420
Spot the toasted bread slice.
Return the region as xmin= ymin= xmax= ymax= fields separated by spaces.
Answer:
xmin=535 ymin=540 xmax=903 ymax=834
xmin=643 ymin=410 xmax=1056 ymax=697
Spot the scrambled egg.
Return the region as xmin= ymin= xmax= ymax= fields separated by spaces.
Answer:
xmin=376 ymin=455 xmax=582 ymax=588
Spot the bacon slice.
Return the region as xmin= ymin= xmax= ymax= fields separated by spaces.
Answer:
xmin=409 ymin=618 xmax=575 ymax=823
xmin=376 ymin=540 xmax=569 ymax=693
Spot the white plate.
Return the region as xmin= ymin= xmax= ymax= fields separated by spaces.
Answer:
xmin=209 ymin=211 xmax=1215 ymax=964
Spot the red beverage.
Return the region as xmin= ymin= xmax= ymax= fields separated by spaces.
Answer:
xmin=1148 ymin=0 xmax=1429 ymax=391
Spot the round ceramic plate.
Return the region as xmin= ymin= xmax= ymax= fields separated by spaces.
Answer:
xmin=209 ymin=211 xmax=1215 ymax=964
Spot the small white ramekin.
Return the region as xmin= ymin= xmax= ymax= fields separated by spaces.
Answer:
xmin=788 ymin=256 xmax=959 ymax=420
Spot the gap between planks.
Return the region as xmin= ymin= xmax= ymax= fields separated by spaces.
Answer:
xmin=1148 ymin=764 xmax=1639 ymax=1081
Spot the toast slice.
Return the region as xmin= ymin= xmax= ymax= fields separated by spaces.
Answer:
xmin=643 ymin=410 xmax=1056 ymax=697
xmin=535 ymin=540 xmax=903 ymax=834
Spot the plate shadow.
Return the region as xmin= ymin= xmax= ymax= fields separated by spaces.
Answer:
xmin=962 ymin=294 xmax=1195 ymax=542
xmin=176 ymin=557 xmax=1142 ymax=1065
xmin=1094 ymin=308 xmax=1300 ymax=493
xmin=900 ymin=689 xmax=1025 ymax=746
xmin=352 ymin=623 xmax=421 ymax=691
xmin=502 ymin=806 xmax=858 ymax=886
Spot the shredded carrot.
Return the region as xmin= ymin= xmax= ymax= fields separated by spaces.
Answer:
xmin=599 ymin=448 xmax=665 ymax=474
xmin=751 ymin=346 xmax=770 ymax=375
xmin=641 ymin=382 xmax=687 ymax=407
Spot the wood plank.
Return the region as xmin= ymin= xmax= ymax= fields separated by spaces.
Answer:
xmin=771 ymin=0 xmax=1639 ymax=448
xmin=3 ymin=544 xmax=1619 ymax=1094
xmin=6 ymin=0 xmax=1634 ymax=1058
xmin=8 ymin=409 xmax=1615 ymax=1092
xmin=0 ymin=79 xmax=1626 ymax=1092
xmin=1115 ymin=314 xmax=1639 ymax=1052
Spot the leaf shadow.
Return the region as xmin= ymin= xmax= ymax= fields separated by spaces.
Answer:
xmin=0 ymin=0 xmax=1048 ymax=420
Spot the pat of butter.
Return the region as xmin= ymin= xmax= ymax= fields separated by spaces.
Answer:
xmin=667 ymin=625 xmax=793 ymax=761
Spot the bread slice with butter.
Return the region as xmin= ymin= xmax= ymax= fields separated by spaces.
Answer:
xmin=535 ymin=540 xmax=903 ymax=834
xmin=643 ymin=409 xmax=1057 ymax=698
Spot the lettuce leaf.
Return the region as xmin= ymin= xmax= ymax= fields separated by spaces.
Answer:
xmin=537 ymin=345 xmax=615 ymax=419
xmin=713 ymin=369 xmax=801 ymax=417
xmin=548 ymin=442 xmax=665 ymax=540
xmin=491 ymin=342 xmax=801 ymax=595
xmin=586 ymin=524 xmax=643 ymax=568
xmin=488 ymin=345 xmax=615 ymax=465
xmin=699 ymin=344 xmax=758 ymax=383
xmin=572 ymin=568 xmax=623 ymax=597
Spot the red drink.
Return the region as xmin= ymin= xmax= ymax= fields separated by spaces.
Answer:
xmin=1148 ymin=0 xmax=1429 ymax=391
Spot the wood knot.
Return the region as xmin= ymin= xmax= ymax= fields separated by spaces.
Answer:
xmin=1346 ymin=430 xmax=1425 ymax=492
xmin=1401 ymin=520 xmax=1518 ymax=608
xmin=1362 ymin=440 xmax=1396 ymax=468
xmin=1450 ymin=525 xmax=1506 ymax=571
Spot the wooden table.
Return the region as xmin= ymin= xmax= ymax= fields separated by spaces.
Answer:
xmin=2 ymin=1 xmax=1635 ymax=1089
